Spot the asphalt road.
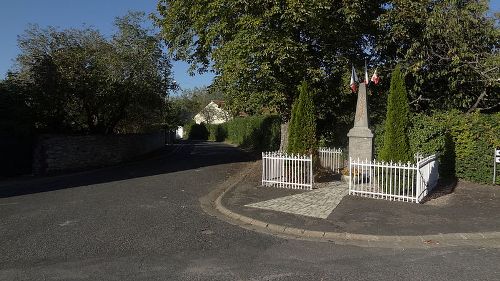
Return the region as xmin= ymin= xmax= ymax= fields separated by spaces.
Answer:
xmin=0 ymin=141 xmax=499 ymax=281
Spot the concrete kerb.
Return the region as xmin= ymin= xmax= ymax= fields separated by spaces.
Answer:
xmin=210 ymin=161 xmax=500 ymax=249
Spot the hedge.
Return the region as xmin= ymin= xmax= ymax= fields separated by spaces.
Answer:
xmin=183 ymin=122 xmax=209 ymax=140
xmin=375 ymin=111 xmax=500 ymax=184
xmin=183 ymin=115 xmax=281 ymax=152
xmin=207 ymin=123 xmax=227 ymax=142
xmin=224 ymin=115 xmax=281 ymax=151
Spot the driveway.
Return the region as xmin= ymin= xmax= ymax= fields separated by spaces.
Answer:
xmin=0 ymin=141 xmax=499 ymax=280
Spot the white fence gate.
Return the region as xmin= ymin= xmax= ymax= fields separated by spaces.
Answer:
xmin=349 ymin=154 xmax=439 ymax=203
xmin=262 ymin=151 xmax=313 ymax=190
xmin=319 ymin=147 xmax=344 ymax=172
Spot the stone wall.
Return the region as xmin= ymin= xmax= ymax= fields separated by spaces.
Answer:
xmin=33 ymin=133 xmax=165 ymax=175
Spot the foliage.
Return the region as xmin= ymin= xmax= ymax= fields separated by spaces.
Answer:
xmin=0 ymin=77 xmax=34 ymax=136
xmin=207 ymin=124 xmax=227 ymax=142
xmin=375 ymin=110 xmax=500 ymax=184
xmin=223 ymin=115 xmax=281 ymax=151
xmin=288 ymin=81 xmax=317 ymax=154
xmin=0 ymin=78 xmax=34 ymax=176
xmin=378 ymin=0 xmax=500 ymax=113
xmin=184 ymin=122 xmax=209 ymax=140
xmin=168 ymin=86 xmax=224 ymax=127
xmin=411 ymin=111 xmax=499 ymax=184
xmin=8 ymin=12 xmax=176 ymax=135
xmin=155 ymin=0 xmax=384 ymax=120
xmin=379 ymin=65 xmax=412 ymax=163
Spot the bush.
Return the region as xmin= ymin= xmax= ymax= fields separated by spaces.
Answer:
xmin=379 ymin=65 xmax=412 ymax=163
xmin=288 ymin=81 xmax=317 ymax=154
xmin=207 ymin=123 xmax=227 ymax=142
xmin=441 ymin=111 xmax=499 ymax=184
xmin=184 ymin=122 xmax=209 ymax=140
xmin=225 ymin=115 xmax=281 ymax=151
xmin=376 ymin=110 xmax=500 ymax=184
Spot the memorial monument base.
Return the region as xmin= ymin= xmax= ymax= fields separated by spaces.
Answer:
xmin=347 ymin=127 xmax=373 ymax=162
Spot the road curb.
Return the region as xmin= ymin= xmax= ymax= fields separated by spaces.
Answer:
xmin=212 ymin=162 xmax=500 ymax=248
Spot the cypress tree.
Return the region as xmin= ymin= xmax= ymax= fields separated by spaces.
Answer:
xmin=380 ymin=65 xmax=412 ymax=163
xmin=287 ymin=81 xmax=317 ymax=155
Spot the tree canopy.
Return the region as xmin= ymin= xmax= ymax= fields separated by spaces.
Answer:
xmin=155 ymin=0 xmax=383 ymax=119
xmin=156 ymin=0 xmax=499 ymax=117
xmin=378 ymin=0 xmax=499 ymax=113
xmin=5 ymin=12 xmax=176 ymax=135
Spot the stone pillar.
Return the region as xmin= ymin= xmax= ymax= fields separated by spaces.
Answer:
xmin=347 ymin=83 xmax=373 ymax=162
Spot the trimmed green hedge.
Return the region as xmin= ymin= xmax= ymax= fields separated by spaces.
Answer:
xmin=207 ymin=123 xmax=227 ymax=142
xmin=183 ymin=122 xmax=209 ymax=140
xmin=183 ymin=115 xmax=281 ymax=152
xmin=224 ymin=115 xmax=281 ymax=151
xmin=375 ymin=111 xmax=500 ymax=184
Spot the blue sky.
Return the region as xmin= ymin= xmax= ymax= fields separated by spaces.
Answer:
xmin=0 ymin=0 xmax=214 ymax=91
xmin=1 ymin=1 xmax=499 ymax=91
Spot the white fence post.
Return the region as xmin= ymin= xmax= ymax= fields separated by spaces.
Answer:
xmin=318 ymin=147 xmax=344 ymax=172
xmin=348 ymin=157 xmax=352 ymax=195
xmin=261 ymin=151 xmax=313 ymax=190
xmin=348 ymin=153 xmax=439 ymax=203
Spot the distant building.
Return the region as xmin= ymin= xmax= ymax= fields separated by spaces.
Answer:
xmin=175 ymin=126 xmax=183 ymax=139
xmin=194 ymin=100 xmax=231 ymax=125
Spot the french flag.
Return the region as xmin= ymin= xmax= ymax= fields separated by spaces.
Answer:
xmin=371 ymin=68 xmax=380 ymax=85
xmin=350 ymin=65 xmax=358 ymax=93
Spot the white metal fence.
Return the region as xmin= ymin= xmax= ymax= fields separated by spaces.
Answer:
xmin=319 ymin=147 xmax=344 ymax=172
xmin=262 ymin=151 xmax=313 ymax=190
xmin=349 ymin=154 xmax=439 ymax=203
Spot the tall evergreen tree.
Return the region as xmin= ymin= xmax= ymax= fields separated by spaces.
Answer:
xmin=288 ymin=81 xmax=317 ymax=155
xmin=380 ymin=65 xmax=412 ymax=162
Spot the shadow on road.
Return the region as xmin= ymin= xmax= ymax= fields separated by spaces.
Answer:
xmin=0 ymin=141 xmax=257 ymax=198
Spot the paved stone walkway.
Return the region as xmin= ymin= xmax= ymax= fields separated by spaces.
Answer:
xmin=245 ymin=182 xmax=348 ymax=219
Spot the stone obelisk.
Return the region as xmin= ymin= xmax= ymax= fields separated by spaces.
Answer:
xmin=347 ymin=83 xmax=373 ymax=162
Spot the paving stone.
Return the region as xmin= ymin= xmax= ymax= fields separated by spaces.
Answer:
xmin=245 ymin=183 xmax=348 ymax=219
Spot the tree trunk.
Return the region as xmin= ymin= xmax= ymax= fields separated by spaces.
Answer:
xmin=279 ymin=121 xmax=289 ymax=152
xmin=466 ymin=89 xmax=487 ymax=114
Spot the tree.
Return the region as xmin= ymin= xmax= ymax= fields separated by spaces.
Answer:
xmin=155 ymin=0 xmax=384 ymax=148
xmin=379 ymin=65 xmax=412 ymax=163
xmin=168 ymin=86 xmax=224 ymax=127
xmin=0 ymin=75 xmax=34 ymax=136
xmin=377 ymin=0 xmax=500 ymax=113
xmin=11 ymin=12 xmax=176 ymax=134
xmin=288 ymin=81 xmax=317 ymax=155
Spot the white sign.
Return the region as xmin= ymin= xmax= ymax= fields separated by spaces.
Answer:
xmin=497 ymin=157 xmax=500 ymax=164
xmin=496 ymin=149 xmax=500 ymax=157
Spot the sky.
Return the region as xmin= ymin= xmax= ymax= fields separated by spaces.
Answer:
xmin=0 ymin=0 xmax=499 ymax=91
xmin=0 ymin=0 xmax=215 ymax=91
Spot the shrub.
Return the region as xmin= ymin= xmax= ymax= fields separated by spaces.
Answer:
xmin=376 ymin=111 xmax=500 ymax=184
xmin=207 ymin=123 xmax=227 ymax=142
xmin=184 ymin=122 xmax=209 ymax=140
xmin=379 ymin=65 xmax=412 ymax=163
xmin=288 ymin=81 xmax=317 ymax=155
xmin=225 ymin=115 xmax=281 ymax=151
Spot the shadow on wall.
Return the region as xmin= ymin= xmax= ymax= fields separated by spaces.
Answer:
xmin=0 ymin=140 xmax=255 ymax=198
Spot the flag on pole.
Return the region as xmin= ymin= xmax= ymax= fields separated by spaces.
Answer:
xmin=371 ymin=68 xmax=380 ymax=85
xmin=350 ymin=65 xmax=358 ymax=93
xmin=364 ymin=61 xmax=369 ymax=84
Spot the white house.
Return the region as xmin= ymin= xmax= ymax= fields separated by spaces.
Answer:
xmin=193 ymin=100 xmax=231 ymax=125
